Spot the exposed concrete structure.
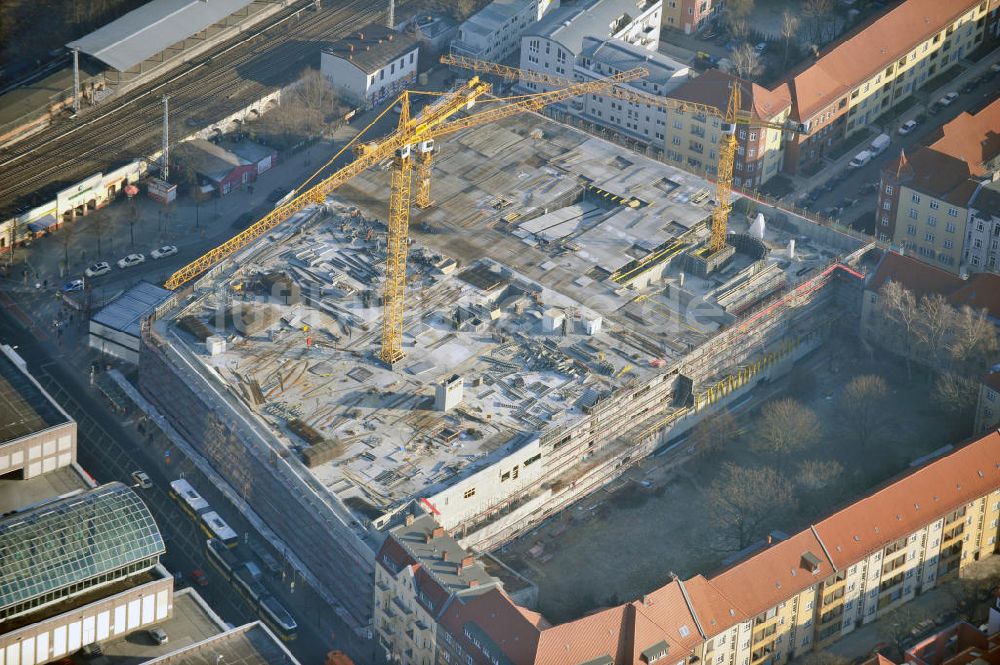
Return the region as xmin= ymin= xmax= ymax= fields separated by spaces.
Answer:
xmin=139 ymin=111 xmax=868 ymax=631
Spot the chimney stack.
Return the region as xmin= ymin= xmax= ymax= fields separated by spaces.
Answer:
xmin=468 ymin=579 xmax=480 ymax=588
xmin=442 ymin=550 xmax=450 ymax=562
xmin=405 ymin=513 xmax=415 ymax=526
xmin=432 ymin=526 xmax=445 ymax=539
xmin=461 ymin=555 xmax=474 ymax=569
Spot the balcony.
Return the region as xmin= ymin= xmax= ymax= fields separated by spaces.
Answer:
xmin=392 ymin=596 xmax=413 ymax=616
xmin=751 ymin=645 xmax=775 ymax=665
xmin=690 ymin=126 xmax=706 ymax=138
xmin=753 ymin=624 xmax=778 ymax=643
xmin=822 ymin=588 xmax=845 ymax=607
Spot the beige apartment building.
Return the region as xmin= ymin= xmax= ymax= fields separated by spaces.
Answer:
xmin=779 ymin=0 xmax=989 ymax=175
xmin=663 ymin=69 xmax=791 ymax=189
xmin=374 ymin=429 xmax=1000 ymax=665
xmin=877 ymin=98 xmax=1000 ymax=272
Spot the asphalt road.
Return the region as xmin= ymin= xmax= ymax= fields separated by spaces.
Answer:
xmin=797 ymin=72 xmax=999 ymax=233
xmin=0 ymin=297 xmax=341 ymax=664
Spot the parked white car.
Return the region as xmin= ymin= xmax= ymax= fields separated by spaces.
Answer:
xmin=848 ymin=150 xmax=873 ymax=169
xmin=151 ymin=245 xmax=177 ymax=259
xmin=85 ymin=262 xmax=111 ymax=277
xmin=938 ymin=91 xmax=959 ymax=106
xmin=117 ymin=253 xmax=146 ymax=269
xmin=898 ymin=120 xmax=918 ymax=135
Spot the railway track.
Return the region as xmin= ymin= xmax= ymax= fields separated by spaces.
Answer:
xmin=0 ymin=0 xmax=390 ymax=213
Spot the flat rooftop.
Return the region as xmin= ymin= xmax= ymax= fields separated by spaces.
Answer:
xmin=163 ymin=112 xmax=854 ymax=522
xmin=0 ymin=463 xmax=88 ymax=514
xmin=0 ymin=347 xmax=72 ymax=444
xmin=97 ymin=590 xmax=220 ymax=662
xmin=145 ymin=620 xmax=300 ymax=665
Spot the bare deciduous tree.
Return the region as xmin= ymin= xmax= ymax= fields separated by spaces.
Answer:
xmin=752 ymin=398 xmax=822 ymax=453
xmin=934 ymin=372 xmax=979 ymax=420
xmin=288 ymin=68 xmax=340 ymax=138
xmin=802 ymin=0 xmax=834 ymax=44
xmin=729 ymin=44 xmax=763 ymax=81
xmin=950 ymin=305 xmax=999 ymax=375
xmin=796 ymin=459 xmax=844 ymax=491
xmin=780 ymin=10 xmax=799 ymax=69
xmin=709 ymin=463 xmax=797 ymax=551
xmin=689 ymin=409 xmax=738 ymax=458
xmin=838 ymin=374 xmax=890 ymax=449
xmin=914 ymin=294 xmax=956 ymax=372
xmin=877 ymin=281 xmax=919 ymax=378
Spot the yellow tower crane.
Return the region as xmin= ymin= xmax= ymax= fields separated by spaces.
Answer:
xmin=441 ymin=54 xmax=798 ymax=254
xmin=165 ymin=66 xmax=648 ymax=365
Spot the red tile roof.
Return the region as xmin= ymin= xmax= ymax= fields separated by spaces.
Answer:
xmin=630 ymin=580 xmax=703 ymax=653
xmin=949 ymin=273 xmax=1000 ymax=319
xmin=867 ymin=252 xmax=1000 ymax=318
xmin=707 ymin=530 xmax=834 ymax=620
xmin=785 ymin=0 xmax=980 ymax=121
xmin=815 ymin=430 xmax=1000 ymax=569
xmin=402 ymin=431 xmax=1000 ymax=664
xmin=670 ymin=69 xmax=790 ymax=122
xmin=438 ymin=588 xmax=542 ymax=665
xmin=925 ymin=98 xmax=1000 ymax=176
xmin=681 ymin=575 xmax=747 ymax=639
xmin=983 ymin=371 xmax=1000 ymax=394
xmin=535 ymin=605 xmax=628 ymax=665
xmin=867 ymin=251 xmax=965 ymax=301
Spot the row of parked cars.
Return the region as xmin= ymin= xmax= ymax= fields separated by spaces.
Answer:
xmin=61 ymin=245 xmax=178 ymax=292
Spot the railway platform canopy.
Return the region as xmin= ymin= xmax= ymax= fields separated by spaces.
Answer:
xmin=67 ymin=0 xmax=283 ymax=84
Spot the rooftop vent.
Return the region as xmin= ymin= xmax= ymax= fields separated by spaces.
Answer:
xmin=801 ymin=551 xmax=822 ymax=573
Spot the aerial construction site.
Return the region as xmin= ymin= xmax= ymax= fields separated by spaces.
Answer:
xmin=136 ymin=74 xmax=871 ymax=631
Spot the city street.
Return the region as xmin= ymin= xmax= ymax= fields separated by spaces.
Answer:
xmin=0 ymin=291 xmax=349 ymax=663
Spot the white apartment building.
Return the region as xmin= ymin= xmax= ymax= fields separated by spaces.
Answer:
xmin=964 ymin=180 xmax=1000 ymax=274
xmin=563 ymin=36 xmax=688 ymax=149
xmin=518 ymin=0 xmax=662 ymax=91
xmin=450 ymin=0 xmax=559 ymax=62
xmin=321 ymin=24 xmax=420 ymax=107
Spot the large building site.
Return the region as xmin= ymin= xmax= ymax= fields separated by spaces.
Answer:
xmin=137 ymin=92 xmax=869 ymax=631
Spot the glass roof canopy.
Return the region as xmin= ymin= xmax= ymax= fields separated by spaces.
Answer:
xmin=0 ymin=482 xmax=165 ymax=618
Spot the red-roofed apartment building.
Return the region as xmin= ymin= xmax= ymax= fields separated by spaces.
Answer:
xmin=777 ymin=0 xmax=990 ymax=176
xmin=877 ymin=98 xmax=1000 ymax=273
xmin=375 ymin=430 xmax=1000 ymax=665
xmin=662 ymin=69 xmax=791 ymax=189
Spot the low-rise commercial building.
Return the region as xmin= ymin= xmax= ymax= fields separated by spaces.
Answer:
xmin=450 ymin=0 xmax=558 ymax=63
xmin=663 ymin=69 xmax=791 ymax=188
xmin=375 ymin=429 xmax=1000 ymax=665
xmin=877 ymin=98 xmax=1000 ymax=272
xmin=321 ymin=24 xmax=419 ymax=107
xmin=90 ymin=281 xmax=174 ymax=364
xmin=778 ymin=0 xmax=989 ymax=175
xmin=174 ymin=139 xmax=277 ymax=197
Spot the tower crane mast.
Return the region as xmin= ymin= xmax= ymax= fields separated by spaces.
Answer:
xmin=165 ymin=65 xmax=648 ymax=366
